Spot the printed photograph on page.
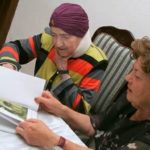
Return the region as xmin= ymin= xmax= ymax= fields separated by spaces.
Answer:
xmin=0 ymin=99 xmax=28 ymax=121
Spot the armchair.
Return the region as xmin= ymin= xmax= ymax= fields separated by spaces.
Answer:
xmin=91 ymin=26 xmax=135 ymax=114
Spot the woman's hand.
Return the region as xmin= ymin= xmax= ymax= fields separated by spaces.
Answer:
xmin=35 ymin=91 xmax=65 ymax=117
xmin=1 ymin=63 xmax=16 ymax=70
xmin=16 ymin=119 xmax=59 ymax=149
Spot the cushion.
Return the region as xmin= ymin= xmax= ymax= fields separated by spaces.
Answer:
xmin=92 ymin=33 xmax=133 ymax=113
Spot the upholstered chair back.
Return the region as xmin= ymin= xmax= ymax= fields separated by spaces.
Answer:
xmin=92 ymin=30 xmax=134 ymax=113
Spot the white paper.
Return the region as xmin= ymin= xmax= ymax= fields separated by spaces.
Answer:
xmin=0 ymin=115 xmax=16 ymax=133
xmin=0 ymin=66 xmax=46 ymax=130
xmin=0 ymin=66 xmax=46 ymax=111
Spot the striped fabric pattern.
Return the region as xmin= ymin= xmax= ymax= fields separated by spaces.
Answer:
xmin=92 ymin=33 xmax=133 ymax=113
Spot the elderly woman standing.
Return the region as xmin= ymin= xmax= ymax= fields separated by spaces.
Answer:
xmin=16 ymin=37 xmax=150 ymax=149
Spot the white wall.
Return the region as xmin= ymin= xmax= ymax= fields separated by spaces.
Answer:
xmin=6 ymin=0 xmax=150 ymax=74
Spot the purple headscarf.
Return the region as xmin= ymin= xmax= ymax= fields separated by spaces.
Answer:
xmin=49 ymin=3 xmax=89 ymax=37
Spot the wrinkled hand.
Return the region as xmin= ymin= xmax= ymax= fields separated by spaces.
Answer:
xmin=54 ymin=51 xmax=69 ymax=70
xmin=16 ymin=119 xmax=59 ymax=149
xmin=35 ymin=91 xmax=65 ymax=117
xmin=1 ymin=63 xmax=15 ymax=70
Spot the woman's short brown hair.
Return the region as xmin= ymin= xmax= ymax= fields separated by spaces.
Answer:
xmin=131 ymin=37 xmax=150 ymax=74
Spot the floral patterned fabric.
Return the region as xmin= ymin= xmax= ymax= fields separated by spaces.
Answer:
xmin=90 ymin=85 xmax=150 ymax=150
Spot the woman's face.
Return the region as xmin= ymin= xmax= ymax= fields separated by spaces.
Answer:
xmin=125 ymin=57 xmax=150 ymax=110
xmin=50 ymin=27 xmax=81 ymax=58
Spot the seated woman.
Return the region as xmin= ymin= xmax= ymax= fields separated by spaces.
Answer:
xmin=16 ymin=37 xmax=150 ymax=149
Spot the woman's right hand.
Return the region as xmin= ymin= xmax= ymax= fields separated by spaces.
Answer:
xmin=16 ymin=119 xmax=59 ymax=149
xmin=35 ymin=91 xmax=65 ymax=117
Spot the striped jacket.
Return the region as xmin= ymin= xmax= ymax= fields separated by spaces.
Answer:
xmin=0 ymin=28 xmax=108 ymax=113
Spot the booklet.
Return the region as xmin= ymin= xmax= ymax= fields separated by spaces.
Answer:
xmin=0 ymin=66 xmax=46 ymax=132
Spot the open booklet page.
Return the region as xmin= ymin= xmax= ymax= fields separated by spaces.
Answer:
xmin=0 ymin=66 xmax=46 ymax=111
xmin=0 ymin=115 xmax=17 ymax=134
xmin=0 ymin=66 xmax=46 ymax=133
xmin=0 ymin=99 xmax=37 ymax=125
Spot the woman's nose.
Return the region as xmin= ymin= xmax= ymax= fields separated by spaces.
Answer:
xmin=125 ymin=71 xmax=132 ymax=82
xmin=125 ymin=73 xmax=129 ymax=82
